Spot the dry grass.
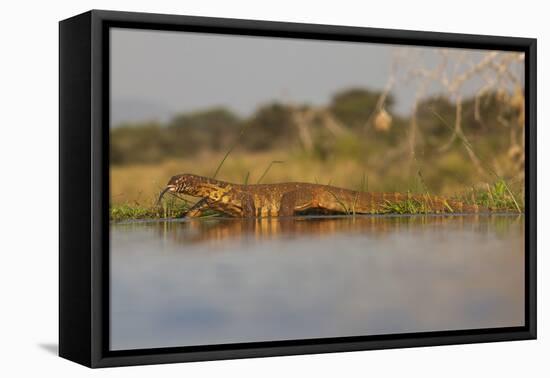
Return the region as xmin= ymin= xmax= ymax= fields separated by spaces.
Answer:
xmin=112 ymin=152 xmax=432 ymax=205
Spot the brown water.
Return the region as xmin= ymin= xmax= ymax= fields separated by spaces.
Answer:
xmin=110 ymin=214 xmax=525 ymax=351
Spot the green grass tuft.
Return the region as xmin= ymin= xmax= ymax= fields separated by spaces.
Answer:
xmin=462 ymin=179 xmax=523 ymax=212
xmin=381 ymin=197 xmax=431 ymax=215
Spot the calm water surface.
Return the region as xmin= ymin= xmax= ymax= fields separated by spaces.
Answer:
xmin=110 ymin=214 xmax=524 ymax=350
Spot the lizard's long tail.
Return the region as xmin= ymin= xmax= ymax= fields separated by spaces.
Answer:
xmin=318 ymin=189 xmax=484 ymax=214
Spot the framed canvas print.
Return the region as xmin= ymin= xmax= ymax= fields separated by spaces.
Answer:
xmin=59 ymin=10 xmax=537 ymax=368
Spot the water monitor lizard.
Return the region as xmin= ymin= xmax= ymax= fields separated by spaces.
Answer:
xmin=157 ymin=173 xmax=483 ymax=218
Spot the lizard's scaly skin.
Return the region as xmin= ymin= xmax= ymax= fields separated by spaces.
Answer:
xmin=162 ymin=173 xmax=482 ymax=218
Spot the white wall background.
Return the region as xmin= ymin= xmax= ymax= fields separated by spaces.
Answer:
xmin=0 ymin=0 xmax=546 ymax=376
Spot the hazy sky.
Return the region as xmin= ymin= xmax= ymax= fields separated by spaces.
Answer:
xmin=111 ymin=28 xmax=523 ymax=126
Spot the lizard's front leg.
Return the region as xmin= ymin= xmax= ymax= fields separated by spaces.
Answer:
xmin=191 ymin=194 xmax=254 ymax=218
xmin=184 ymin=198 xmax=210 ymax=217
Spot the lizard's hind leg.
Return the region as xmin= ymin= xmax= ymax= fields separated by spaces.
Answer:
xmin=279 ymin=190 xmax=314 ymax=217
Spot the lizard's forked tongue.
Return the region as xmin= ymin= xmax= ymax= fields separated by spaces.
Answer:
xmin=155 ymin=187 xmax=171 ymax=207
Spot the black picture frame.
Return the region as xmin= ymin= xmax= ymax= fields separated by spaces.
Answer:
xmin=59 ymin=9 xmax=537 ymax=368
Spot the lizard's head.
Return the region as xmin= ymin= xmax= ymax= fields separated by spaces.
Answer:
xmin=156 ymin=173 xmax=204 ymax=206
